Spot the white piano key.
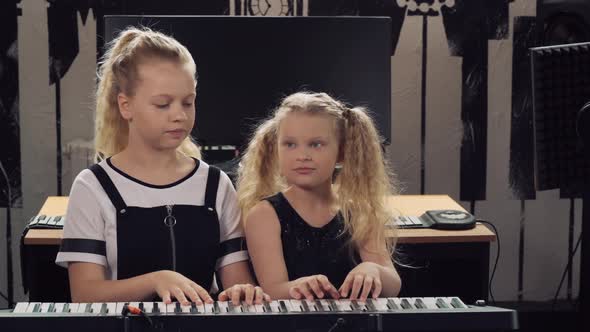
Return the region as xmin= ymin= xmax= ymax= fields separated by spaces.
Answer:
xmin=193 ymin=302 xmax=205 ymax=313
xmin=217 ymin=301 xmax=229 ymax=313
xmin=365 ymin=299 xmax=379 ymax=311
xmin=399 ymin=297 xmax=415 ymax=309
xmin=115 ymin=303 xmax=126 ymax=315
xmin=180 ymin=303 xmax=191 ymax=314
xmin=394 ymin=217 xmax=405 ymax=226
xmin=25 ymin=302 xmax=41 ymax=313
xmin=39 ymin=303 xmax=52 ymax=313
xmin=47 ymin=216 xmax=58 ymax=225
xmin=374 ymin=298 xmax=389 ymax=311
xmin=319 ymin=299 xmax=333 ymax=311
xmin=447 ymin=297 xmax=467 ymax=308
xmin=139 ymin=302 xmax=152 ymax=314
xmin=13 ymin=302 xmax=29 ymax=313
xmin=67 ymin=303 xmax=79 ymax=313
xmin=54 ymin=303 xmax=66 ymax=313
xmin=204 ymin=303 xmax=214 ymax=313
xmin=254 ymin=304 xmax=265 ymax=313
xmin=245 ymin=303 xmax=257 ymax=313
xmin=166 ymin=303 xmax=177 ymax=314
xmin=280 ymin=300 xmax=293 ymax=312
xmin=289 ymin=300 xmax=303 ymax=312
xmin=388 ymin=298 xmax=401 ymax=310
xmin=421 ymin=297 xmax=439 ymax=310
xmin=231 ymin=303 xmax=244 ymax=313
xmin=269 ymin=301 xmax=280 ymax=313
xmin=152 ymin=302 xmax=165 ymax=314
xmin=335 ymin=299 xmax=353 ymax=311
xmin=28 ymin=217 xmax=39 ymax=226
xmin=106 ymin=302 xmax=118 ymax=315
xmin=91 ymin=303 xmax=104 ymax=314
xmin=129 ymin=301 xmax=141 ymax=310
xmin=408 ymin=216 xmax=423 ymax=225
xmin=37 ymin=216 xmax=48 ymax=225
xmin=304 ymin=299 xmax=317 ymax=311
xmin=76 ymin=303 xmax=89 ymax=313
xmin=355 ymin=300 xmax=368 ymax=311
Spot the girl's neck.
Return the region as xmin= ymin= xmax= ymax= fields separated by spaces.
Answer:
xmin=110 ymin=141 xmax=195 ymax=186
xmin=116 ymin=145 xmax=180 ymax=171
xmin=284 ymin=181 xmax=337 ymax=210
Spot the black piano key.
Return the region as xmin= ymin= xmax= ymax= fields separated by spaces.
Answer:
xmin=350 ymin=300 xmax=362 ymax=312
xmin=174 ymin=302 xmax=181 ymax=313
xmin=314 ymin=300 xmax=324 ymax=312
xmin=138 ymin=302 xmax=144 ymax=311
xmin=279 ymin=300 xmax=288 ymax=313
xmin=123 ymin=302 xmax=129 ymax=315
xmin=84 ymin=303 xmax=93 ymax=313
xmin=263 ymin=301 xmax=272 ymax=313
xmin=300 ymin=300 xmax=310 ymax=312
xmin=414 ymin=298 xmax=426 ymax=309
xmin=365 ymin=299 xmax=377 ymax=312
xmin=100 ymin=303 xmax=108 ymax=314
xmin=32 ymin=303 xmax=41 ymax=313
xmin=328 ymin=300 xmax=339 ymax=312
xmin=213 ymin=302 xmax=220 ymax=314
xmin=47 ymin=303 xmax=55 ymax=313
xmin=400 ymin=299 xmax=413 ymax=309
xmin=230 ymin=302 xmax=243 ymax=313
xmin=190 ymin=302 xmax=197 ymax=314
xmin=436 ymin=298 xmax=449 ymax=309
xmin=63 ymin=303 xmax=70 ymax=313
xmin=386 ymin=299 xmax=399 ymax=310
xmin=450 ymin=298 xmax=465 ymax=309
xmin=153 ymin=302 xmax=160 ymax=313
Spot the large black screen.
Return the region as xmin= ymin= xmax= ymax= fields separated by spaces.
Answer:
xmin=104 ymin=16 xmax=392 ymax=150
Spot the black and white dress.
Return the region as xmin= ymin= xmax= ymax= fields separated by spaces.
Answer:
xmin=56 ymin=158 xmax=248 ymax=292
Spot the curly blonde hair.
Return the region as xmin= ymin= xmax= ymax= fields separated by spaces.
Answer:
xmin=94 ymin=26 xmax=201 ymax=161
xmin=237 ymin=92 xmax=399 ymax=256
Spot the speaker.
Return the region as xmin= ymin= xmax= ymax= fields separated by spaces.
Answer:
xmin=539 ymin=0 xmax=590 ymax=46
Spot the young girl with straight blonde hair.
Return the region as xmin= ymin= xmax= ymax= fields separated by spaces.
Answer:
xmin=238 ymin=91 xmax=401 ymax=301
xmin=56 ymin=26 xmax=268 ymax=306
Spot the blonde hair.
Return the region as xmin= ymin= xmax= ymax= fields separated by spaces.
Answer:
xmin=94 ymin=26 xmax=201 ymax=161
xmin=237 ymin=92 xmax=399 ymax=257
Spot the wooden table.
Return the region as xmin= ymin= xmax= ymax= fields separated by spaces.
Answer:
xmin=25 ymin=195 xmax=495 ymax=245
xmin=22 ymin=195 xmax=495 ymax=304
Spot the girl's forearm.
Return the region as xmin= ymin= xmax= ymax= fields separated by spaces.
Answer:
xmin=70 ymin=271 xmax=159 ymax=302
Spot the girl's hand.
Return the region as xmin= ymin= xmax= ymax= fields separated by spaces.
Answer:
xmin=289 ymin=275 xmax=340 ymax=300
xmin=218 ymin=284 xmax=271 ymax=305
xmin=339 ymin=262 xmax=382 ymax=301
xmin=152 ymin=270 xmax=213 ymax=305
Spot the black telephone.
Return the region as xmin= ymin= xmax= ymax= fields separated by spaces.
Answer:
xmin=420 ymin=210 xmax=476 ymax=230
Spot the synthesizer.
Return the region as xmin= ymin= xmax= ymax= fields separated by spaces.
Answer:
xmin=0 ymin=297 xmax=518 ymax=332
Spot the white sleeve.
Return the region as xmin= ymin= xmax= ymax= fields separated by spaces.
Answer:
xmin=55 ymin=169 xmax=108 ymax=268
xmin=215 ymin=171 xmax=249 ymax=270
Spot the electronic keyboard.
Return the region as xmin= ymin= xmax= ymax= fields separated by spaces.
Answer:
xmin=0 ymin=297 xmax=518 ymax=332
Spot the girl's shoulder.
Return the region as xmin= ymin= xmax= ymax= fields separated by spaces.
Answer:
xmin=72 ymin=165 xmax=106 ymax=191
xmin=244 ymin=199 xmax=279 ymax=227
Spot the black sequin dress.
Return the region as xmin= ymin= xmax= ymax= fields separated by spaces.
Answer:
xmin=265 ymin=192 xmax=359 ymax=288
